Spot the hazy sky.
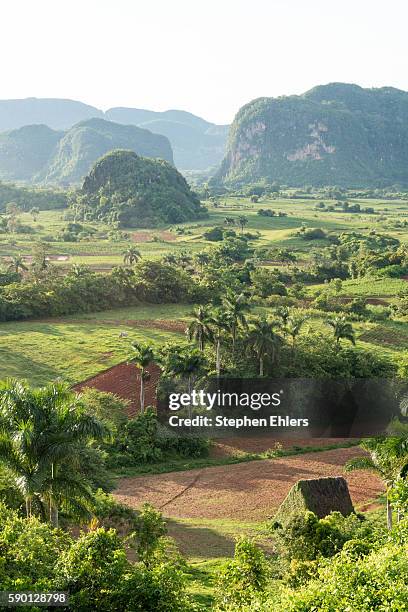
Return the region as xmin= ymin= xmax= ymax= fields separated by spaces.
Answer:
xmin=1 ymin=0 xmax=407 ymax=123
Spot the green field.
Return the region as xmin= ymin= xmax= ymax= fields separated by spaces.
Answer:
xmin=0 ymin=304 xmax=190 ymax=385
xmin=2 ymin=195 xmax=408 ymax=267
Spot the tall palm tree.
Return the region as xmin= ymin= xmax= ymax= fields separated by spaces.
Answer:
xmin=284 ymin=314 xmax=307 ymax=360
xmin=238 ymin=215 xmax=248 ymax=235
xmin=160 ymin=345 xmax=205 ymax=419
xmin=187 ymin=305 xmax=214 ymax=351
xmin=209 ymin=308 xmax=231 ymax=376
xmin=122 ymin=246 xmax=142 ymax=265
xmin=247 ymin=317 xmax=282 ymax=376
xmin=177 ymin=251 xmax=192 ymax=271
xmin=128 ymin=342 xmax=155 ymax=414
xmin=326 ymin=316 xmax=356 ymax=347
xmin=345 ymin=438 xmax=408 ymax=529
xmin=7 ymin=255 xmax=28 ymax=274
xmin=0 ymin=380 xmax=106 ymax=527
xmin=194 ymin=252 xmax=210 ymax=273
xmin=222 ymin=291 xmax=250 ymax=351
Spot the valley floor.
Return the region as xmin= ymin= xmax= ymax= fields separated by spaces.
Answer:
xmin=114 ymin=446 xmax=383 ymax=552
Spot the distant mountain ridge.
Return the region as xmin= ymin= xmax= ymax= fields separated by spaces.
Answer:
xmin=215 ymin=83 xmax=408 ymax=188
xmin=0 ymin=118 xmax=173 ymax=185
xmin=0 ymin=98 xmax=229 ymax=172
xmin=0 ymin=98 xmax=103 ymax=131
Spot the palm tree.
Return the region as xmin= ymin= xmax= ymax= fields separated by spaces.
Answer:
xmin=345 ymin=438 xmax=407 ymax=529
xmin=247 ymin=317 xmax=282 ymax=376
xmin=29 ymin=207 xmax=40 ymax=222
xmin=284 ymin=314 xmax=307 ymax=361
xmin=122 ymin=246 xmax=141 ymax=266
xmin=326 ymin=317 xmax=356 ymax=347
xmin=128 ymin=342 xmax=155 ymax=414
xmin=275 ymin=306 xmax=290 ymax=326
xmin=222 ymin=291 xmax=250 ymax=351
xmin=160 ymin=345 xmax=205 ymax=418
xmin=163 ymin=254 xmax=177 ymax=266
xmin=194 ymin=252 xmax=210 ymax=273
xmin=177 ymin=251 xmax=192 ymax=271
xmin=238 ymin=215 xmax=248 ymax=235
xmin=7 ymin=255 xmax=28 ymax=274
xmin=187 ymin=305 xmax=214 ymax=351
xmin=0 ymin=380 xmax=106 ymax=527
xmin=209 ymin=308 xmax=231 ymax=376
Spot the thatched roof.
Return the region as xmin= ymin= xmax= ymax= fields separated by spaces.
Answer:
xmin=275 ymin=476 xmax=354 ymax=522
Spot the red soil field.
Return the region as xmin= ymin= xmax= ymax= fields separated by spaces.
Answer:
xmin=73 ymin=362 xmax=160 ymax=417
xmin=114 ymin=447 xmax=384 ymax=521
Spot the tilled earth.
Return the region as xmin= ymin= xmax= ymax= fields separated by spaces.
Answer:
xmin=114 ymin=446 xmax=384 ymax=521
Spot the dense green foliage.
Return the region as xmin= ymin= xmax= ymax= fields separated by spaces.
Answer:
xmin=0 ymin=260 xmax=196 ymax=321
xmin=216 ymin=83 xmax=408 ymax=187
xmin=71 ymin=150 xmax=207 ymax=227
xmin=0 ymin=503 xmax=194 ymax=611
xmin=0 ymin=180 xmax=67 ymax=212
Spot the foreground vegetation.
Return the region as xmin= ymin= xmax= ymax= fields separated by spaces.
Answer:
xmin=1 ymin=179 xmax=408 ymax=608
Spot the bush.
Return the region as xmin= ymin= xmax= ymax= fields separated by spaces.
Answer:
xmin=273 ymin=511 xmax=347 ymax=561
xmin=0 ymin=503 xmax=71 ymax=591
xmin=159 ymin=435 xmax=210 ymax=458
xmin=203 ymin=226 xmax=224 ymax=241
xmin=121 ymin=409 xmax=163 ymax=463
xmin=275 ymin=542 xmax=408 ymax=611
xmin=215 ymin=538 xmax=269 ymax=610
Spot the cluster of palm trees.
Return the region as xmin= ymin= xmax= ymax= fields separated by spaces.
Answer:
xmin=0 ymin=380 xmax=106 ymax=526
xmin=224 ymin=215 xmax=249 ymax=234
xmin=128 ymin=298 xmax=359 ymax=411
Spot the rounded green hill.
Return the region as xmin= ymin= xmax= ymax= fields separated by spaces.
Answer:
xmin=72 ymin=149 xmax=207 ymax=227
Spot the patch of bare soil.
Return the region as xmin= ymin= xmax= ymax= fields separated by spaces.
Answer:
xmin=132 ymin=231 xmax=176 ymax=242
xmin=114 ymin=447 xmax=384 ymax=521
xmin=366 ymin=298 xmax=389 ymax=305
xmin=74 ymin=362 xmax=161 ymax=417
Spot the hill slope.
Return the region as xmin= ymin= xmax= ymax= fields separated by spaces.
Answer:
xmin=106 ymin=107 xmax=229 ymax=171
xmin=215 ymin=83 xmax=408 ymax=188
xmin=72 ymin=149 xmax=206 ymax=227
xmin=40 ymin=118 xmax=173 ymax=184
xmin=0 ymin=98 xmax=229 ymax=173
xmin=0 ymin=125 xmax=62 ymax=181
xmin=0 ymin=119 xmax=173 ymax=185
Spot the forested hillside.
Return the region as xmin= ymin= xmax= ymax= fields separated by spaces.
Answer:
xmin=72 ymin=149 xmax=206 ymax=226
xmin=0 ymin=119 xmax=173 ymax=185
xmin=216 ymin=83 xmax=408 ymax=188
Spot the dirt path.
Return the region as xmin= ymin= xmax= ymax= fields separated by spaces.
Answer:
xmin=114 ymin=447 xmax=384 ymax=521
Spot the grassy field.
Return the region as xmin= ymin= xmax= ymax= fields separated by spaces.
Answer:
xmin=0 ymin=304 xmax=190 ymax=385
xmin=309 ymin=276 xmax=407 ymax=298
xmin=2 ymin=195 xmax=408 ymax=267
xmin=1 ymin=193 xmax=407 ymax=384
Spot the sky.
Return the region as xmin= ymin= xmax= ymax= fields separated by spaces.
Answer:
xmin=1 ymin=0 xmax=408 ymax=124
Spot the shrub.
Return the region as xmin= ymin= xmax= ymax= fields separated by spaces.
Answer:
xmin=203 ymin=226 xmax=224 ymax=241
xmin=215 ymin=538 xmax=269 ymax=610
xmin=275 ymin=543 xmax=408 ymax=611
xmin=121 ymin=409 xmax=163 ymax=463
xmin=272 ymin=511 xmax=376 ymax=562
